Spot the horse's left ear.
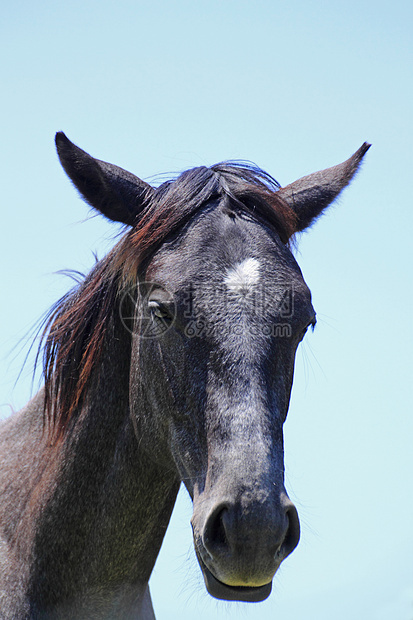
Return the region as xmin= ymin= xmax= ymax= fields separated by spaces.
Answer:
xmin=277 ymin=143 xmax=371 ymax=233
xmin=55 ymin=132 xmax=154 ymax=226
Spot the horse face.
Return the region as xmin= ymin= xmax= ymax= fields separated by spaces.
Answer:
xmin=51 ymin=135 xmax=368 ymax=605
xmin=132 ymin=204 xmax=315 ymax=602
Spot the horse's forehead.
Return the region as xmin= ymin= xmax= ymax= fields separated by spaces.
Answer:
xmin=147 ymin=208 xmax=308 ymax=307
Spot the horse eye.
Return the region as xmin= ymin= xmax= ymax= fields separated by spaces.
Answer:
xmin=299 ymin=316 xmax=317 ymax=341
xmin=148 ymin=300 xmax=172 ymax=320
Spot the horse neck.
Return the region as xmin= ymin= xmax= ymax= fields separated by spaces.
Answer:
xmin=27 ymin=309 xmax=180 ymax=600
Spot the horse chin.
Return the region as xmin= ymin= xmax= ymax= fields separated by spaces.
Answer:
xmin=197 ymin=554 xmax=273 ymax=603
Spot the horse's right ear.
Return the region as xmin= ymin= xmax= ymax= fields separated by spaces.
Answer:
xmin=55 ymin=132 xmax=154 ymax=226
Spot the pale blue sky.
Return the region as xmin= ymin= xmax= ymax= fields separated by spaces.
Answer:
xmin=1 ymin=1 xmax=412 ymax=618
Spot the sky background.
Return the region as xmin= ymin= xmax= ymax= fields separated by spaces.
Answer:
xmin=0 ymin=1 xmax=412 ymax=618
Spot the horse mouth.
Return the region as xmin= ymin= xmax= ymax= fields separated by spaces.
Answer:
xmin=196 ymin=553 xmax=272 ymax=602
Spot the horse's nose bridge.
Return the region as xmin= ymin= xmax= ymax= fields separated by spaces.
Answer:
xmin=205 ymin=406 xmax=285 ymax=492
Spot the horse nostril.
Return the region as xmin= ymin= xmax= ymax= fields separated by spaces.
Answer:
xmin=279 ymin=504 xmax=300 ymax=560
xmin=203 ymin=505 xmax=229 ymax=555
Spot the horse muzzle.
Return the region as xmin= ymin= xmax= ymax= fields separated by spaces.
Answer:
xmin=192 ymin=494 xmax=300 ymax=602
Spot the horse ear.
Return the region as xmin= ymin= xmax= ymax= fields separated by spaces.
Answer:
xmin=55 ymin=132 xmax=154 ymax=226
xmin=277 ymin=143 xmax=371 ymax=233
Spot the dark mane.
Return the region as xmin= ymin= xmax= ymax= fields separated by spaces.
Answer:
xmin=41 ymin=162 xmax=296 ymax=440
xmin=40 ymin=253 xmax=121 ymax=440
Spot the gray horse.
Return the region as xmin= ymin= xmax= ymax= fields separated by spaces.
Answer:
xmin=0 ymin=134 xmax=369 ymax=618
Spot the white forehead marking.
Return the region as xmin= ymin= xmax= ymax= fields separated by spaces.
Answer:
xmin=224 ymin=258 xmax=260 ymax=294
